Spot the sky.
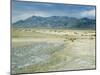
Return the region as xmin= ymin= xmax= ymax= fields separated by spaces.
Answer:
xmin=12 ymin=1 xmax=96 ymax=23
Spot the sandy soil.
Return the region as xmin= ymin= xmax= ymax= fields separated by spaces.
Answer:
xmin=11 ymin=29 xmax=96 ymax=74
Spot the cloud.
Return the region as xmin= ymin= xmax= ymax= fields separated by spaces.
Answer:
xmin=81 ymin=9 xmax=95 ymax=18
xmin=12 ymin=1 xmax=96 ymax=23
xmin=12 ymin=13 xmax=34 ymax=23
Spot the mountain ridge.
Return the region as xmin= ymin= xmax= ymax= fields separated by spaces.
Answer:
xmin=12 ymin=16 xmax=96 ymax=29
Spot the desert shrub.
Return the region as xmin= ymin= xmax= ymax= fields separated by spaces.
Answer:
xmin=69 ymin=38 xmax=77 ymax=42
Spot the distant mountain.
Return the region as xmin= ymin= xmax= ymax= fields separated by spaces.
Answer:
xmin=12 ymin=16 xmax=96 ymax=29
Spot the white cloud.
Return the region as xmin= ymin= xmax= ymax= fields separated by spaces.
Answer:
xmin=12 ymin=13 xmax=34 ymax=23
xmin=12 ymin=10 xmax=51 ymax=23
xmin=81 ymin=9 xmax=95 ymax=18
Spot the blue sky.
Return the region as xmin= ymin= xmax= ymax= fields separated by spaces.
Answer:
xmin=12 ymin=1 xmax=95 ymax=23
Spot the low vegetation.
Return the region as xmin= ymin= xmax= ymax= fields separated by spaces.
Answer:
xmin=12 ymin=28 xmax=96 ymax=74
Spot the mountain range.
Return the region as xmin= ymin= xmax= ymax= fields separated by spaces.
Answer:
xmin=12 ymin=16 xmax=96 ymax=29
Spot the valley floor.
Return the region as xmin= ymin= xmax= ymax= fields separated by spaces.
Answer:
xmin=11 ymin=28 xmax=96 ymax=74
